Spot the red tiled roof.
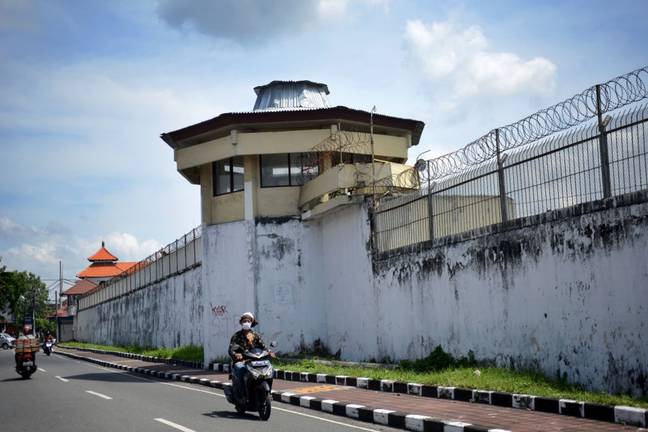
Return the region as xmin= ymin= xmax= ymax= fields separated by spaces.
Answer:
xmin=48 ymin=307 xmax=69 ymax=318
xmin=77 ymin=262 xmax=137 ymax=278
xmin=63 ymin=279 xmax=97 ymax=296
xmin=88 ymin=245 xmax=118 ymax=262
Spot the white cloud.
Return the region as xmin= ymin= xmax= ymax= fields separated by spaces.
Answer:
xmin=404 ymin=19 xmax=556 ymax=99
xmin=97 ymin=232 xmax=162 ymax=262
xmin=0 ymin=215 xmax=37 ymax=239
xmin=6 ymin=242 xmax=59 ymax=265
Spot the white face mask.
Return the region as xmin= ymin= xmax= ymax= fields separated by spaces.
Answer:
xmin=241 ymin=321 xmax=252 ymax=331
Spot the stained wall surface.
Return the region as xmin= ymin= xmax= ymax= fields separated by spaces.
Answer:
xmin=75 ymin=267 xmax=203 ymax=349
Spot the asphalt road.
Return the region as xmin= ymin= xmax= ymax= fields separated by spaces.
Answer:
xmin=0 ymin=349 xmax=402 ymax=432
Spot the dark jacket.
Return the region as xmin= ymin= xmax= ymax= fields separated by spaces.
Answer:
xmin=228 ymin=329 xmax=267 ymax=360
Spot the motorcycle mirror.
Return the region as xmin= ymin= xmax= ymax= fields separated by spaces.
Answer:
xmin=270 ymin=341 xmax=278 ymax=348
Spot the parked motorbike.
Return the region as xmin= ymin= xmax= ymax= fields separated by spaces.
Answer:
xmin=224 ymin=342 xmax=277 ymax=420
xmin=15 ymin=351 xmax=37 ymax=379
xmin=42 ymin=340 xmax=54 ymax=356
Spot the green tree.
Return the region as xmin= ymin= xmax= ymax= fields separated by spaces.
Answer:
xmin=0 ymin=257 xmax=8 ymax=320
xmin=0 ymin=264 xmax=48 ymax=330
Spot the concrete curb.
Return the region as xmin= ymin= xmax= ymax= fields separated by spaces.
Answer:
xmin=56 ymin=350 xmax=511 ymax=432
xmin=57 ymin=347 xmax=648 ymax=428
xmin=209 ymin=364 xmax=648 ymax=428
xmin=58 ymin=345 xmax=203 ymax=369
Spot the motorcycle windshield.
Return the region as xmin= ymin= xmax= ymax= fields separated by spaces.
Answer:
xmin=245 ymin=348 xmax=268 ymax=358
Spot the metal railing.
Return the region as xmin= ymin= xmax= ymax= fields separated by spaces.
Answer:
xmin=78 ymin=226 xmax=202 ymax=310
xmin=373 ymin=67 xmax=648 ymax=254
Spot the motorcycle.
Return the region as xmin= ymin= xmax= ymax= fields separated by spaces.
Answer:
xmin=15 ymin=350 xmax=37 ymax=379
xmin=224 ymin=341 xmax=277 ymax=421
xmin=42 ymin=340 xmax=54 ymax=356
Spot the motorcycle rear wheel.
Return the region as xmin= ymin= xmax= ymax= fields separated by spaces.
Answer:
xmin=19 ymin=372 xmax=32 ymax=379
xmin=258 ymin=394 xmax=271 ymax=421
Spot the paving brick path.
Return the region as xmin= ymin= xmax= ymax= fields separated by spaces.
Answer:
xmin=56 ymin=348 xmax=645 ymax=432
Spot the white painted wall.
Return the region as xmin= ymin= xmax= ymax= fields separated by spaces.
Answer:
xmin=78 ymin=196 xmax=648 ymax=396
xmin=202 ymin=218 xmax=326 ymax=362
xmin=320 ymin=201 xmax=648 ymax=396
xmin=74 ymin=267 xmax=202 ymax=348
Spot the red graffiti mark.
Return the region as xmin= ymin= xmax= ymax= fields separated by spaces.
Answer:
xmin=211 ymin=304 xmax=227 ymax=317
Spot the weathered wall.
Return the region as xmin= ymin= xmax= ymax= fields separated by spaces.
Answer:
xmin=202 ymin=218 xmax=326 ymax=362
xmin=77 ymin=191 xmax=647 ymax=396
xmin=75 ymin=267 xmax=203 ymax=348
xmin=324 ymin=197 xmax=648 ymax=396
xmin=199 ymin=195 xmax=647 ymax=395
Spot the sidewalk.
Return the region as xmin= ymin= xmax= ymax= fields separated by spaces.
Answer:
xmin=55 ymin=348 xmax=646 ymax=432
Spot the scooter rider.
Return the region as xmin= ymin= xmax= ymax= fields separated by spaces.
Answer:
xmin=228 ymin=312 xmax=275 ymax=400
xmin=15 ymin=324 xmax=36 ymax=365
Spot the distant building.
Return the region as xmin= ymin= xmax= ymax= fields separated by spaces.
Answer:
xmin=77 ymin=242 xmax=136 ymax=283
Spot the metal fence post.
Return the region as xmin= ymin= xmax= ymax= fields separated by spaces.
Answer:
xmin=596 ymin=84 xmax=612 ymax=199
xmin=425 ymin=161 xmax=434 ymax=242
xmin=192 ymin=229 xmax=197 ymax=264
xmin=175 ymin=239 xmax=179 ymax=273
xmin=495 ymin=129 xmax=509 ymax=223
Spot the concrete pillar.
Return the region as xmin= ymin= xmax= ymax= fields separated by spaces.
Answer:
xmin=244 ymin=155 xmax=258 ymax=220
xmin=200 ymin=163 xmax=213 ymax=225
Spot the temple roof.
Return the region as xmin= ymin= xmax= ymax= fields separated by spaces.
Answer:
xmin=63 ymin=279 xmax=98 ymax=296
xmin=88 ymin=242 xmax=119 ymax=262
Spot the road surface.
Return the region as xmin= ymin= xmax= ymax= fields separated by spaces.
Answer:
xmin=0 ymin=349 xmax=401 ymax=432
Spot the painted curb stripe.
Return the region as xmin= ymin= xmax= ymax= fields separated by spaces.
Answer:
xmin=59 ymin=349 xmax=639 ymax=430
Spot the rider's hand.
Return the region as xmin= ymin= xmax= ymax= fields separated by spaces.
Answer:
xmin=270 ymin=352 xmax=277 ymax=359
xmin=234 ymin=353 xmax=243 ymax=361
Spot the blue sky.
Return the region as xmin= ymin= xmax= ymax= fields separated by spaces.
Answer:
xmin=1 ymin=0 xmax=646 ymax=287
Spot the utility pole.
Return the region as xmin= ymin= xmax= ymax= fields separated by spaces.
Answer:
xmin=31 ymin=286 xmax=36 ymax=336
xmin=58 ymin=260 xmax=63 ymax=339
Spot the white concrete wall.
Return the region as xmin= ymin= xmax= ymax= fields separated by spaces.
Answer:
xmin=76 ymin=194 xmax=648 ymax=396
xmin=202 ymin=218 xmax=326 ymax=362
xmin=74 ymin=267 xmax=202 ymax=348
xmin=321 ymin=201 xmax=648 ymax=396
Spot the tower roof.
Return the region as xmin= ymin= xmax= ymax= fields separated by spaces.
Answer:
xmin=253 ymin=80 xmax=330 ymax=111
xmin=88 ymin=242 xmax=119 ymax=262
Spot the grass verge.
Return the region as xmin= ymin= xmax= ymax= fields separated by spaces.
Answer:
xmin=59 ymin=341 xmax=203 ymax=363
xmin=275 ymin=359 xmax=648 ymax=409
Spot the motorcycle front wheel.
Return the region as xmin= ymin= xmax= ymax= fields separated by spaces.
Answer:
xmin=258 ymin=394 xmax=271 ymax=421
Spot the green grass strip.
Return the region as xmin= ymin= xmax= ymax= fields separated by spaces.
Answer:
xmin=275 ymin=359 xmax=648 ymax=409
xmin=59 ymin=341 xmax=203 ymax=363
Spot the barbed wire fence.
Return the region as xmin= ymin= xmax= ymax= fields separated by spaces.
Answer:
xmin=373 ymin=66 xmax=648 ymax=254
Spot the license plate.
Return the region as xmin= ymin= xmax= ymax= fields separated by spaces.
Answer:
xmin=251 ymin=360 xmax=269 ymax=367
xmin=22 ymin=361 xmax=33 ymax=367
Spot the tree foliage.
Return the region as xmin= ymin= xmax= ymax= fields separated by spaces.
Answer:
xmin=0 ymin=258 xmax=49 ymax=327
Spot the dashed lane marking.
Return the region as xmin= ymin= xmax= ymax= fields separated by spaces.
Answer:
xmin=38 ymin=368 xmax=46 ymax=372
xmin=85 ymin=390 xmax=113 ymax=400
xmin=55 ymin=376 xmax=69 ymax=382
xmin=154 ymin=418 xmax=196 ymax=432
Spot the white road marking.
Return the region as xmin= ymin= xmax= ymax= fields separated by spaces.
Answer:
xmin=154 ymin=418 xmax=196 ymax=432
xmin=85 ymin=390 xmax=113 ymax=400
xmin=38 ymin=368 xmax=46 ymax=372
xmin=55 ymin=376 xmax=69 ymax=382
xmin=56 ymin=355 xmax=379 ymax=431
xmin=162 ymin=383 xmax=381 ymax=432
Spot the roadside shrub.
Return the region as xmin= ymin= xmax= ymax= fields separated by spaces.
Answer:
xmin=400 ymin=345 xmax=477 ymax=372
